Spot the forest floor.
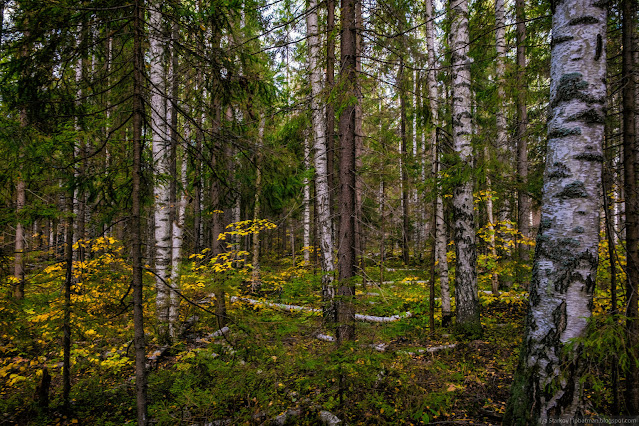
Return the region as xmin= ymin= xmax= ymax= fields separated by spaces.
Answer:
xmin=0 ymin=252 xmax=613 ymax=425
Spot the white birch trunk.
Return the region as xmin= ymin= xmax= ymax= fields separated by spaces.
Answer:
xmin=450 ymin=0 xmax=480 ymax=333
xmin=306 ymin=0 xmax=336 ymax=315
xmin=505 ymin=0 xmax=606 ymax=421
xmin=426 ymin=0 xmax=450 ymax=322
xmin=303 ymin=134 xmax=311 ymax=265
xmin=168 ymin=148 xmax=188 ymax=338
xmin=149 ymin=4 xmax=172 ymax=334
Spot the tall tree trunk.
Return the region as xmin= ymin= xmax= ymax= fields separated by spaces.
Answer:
xmin=168 ymin=149 xmax=188 ymax=339
xmin=14 ymin=177 xmax=26 ymax=299
xmin=132 ymin=1 xmax=148 ymax=421
xmin=515 ymin=0 xmax=530 ymax=269
xmin=621 ymin=0 xmax=639 ymax=414
xmin=307 ymin=0 xmax=336 ymax=319
xmin=603 ymin=123 xmax=620 ymax=414
xmin=251 ymin=116 xmax=265 ymax=292
xmin=149 ymin=2 xmax=172 ymax=342
xmin=504 ymin=0 xmax=606 ymax=421
xmin=484 ymin=145 xmax=499 ymax=295
xmin=425 ymin=0 xmax=451 ymax=325
xmin=303 ymin=134 xmax=311 ymax=265
xmin=450 ymin=0 xmax=480 ymax=334
xmin=399 ymin=58 xmax=410 ymax=265
xmin=336 ymin=0 xmax=357 ymax=343
xmin=326 ymin=0 xmax=336 ymax=209
xmin=355 ymin=0 xmax=365 ymax=287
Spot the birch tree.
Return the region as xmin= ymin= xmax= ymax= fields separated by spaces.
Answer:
xmin=149 ymin=2 xmax=172 ymax=341
xmin=450 ymin=0 xmax=480 ymax=335
xmin=306 ymin=0 xmax=336 ymax=318
xmin=425 ymin=0 xmax=451 ymax=326
xmin=504 ymin=0 xmax=606 ymax=421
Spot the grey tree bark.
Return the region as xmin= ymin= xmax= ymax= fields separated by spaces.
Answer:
xmin=504 ymin=0 xmax=606 ymax=421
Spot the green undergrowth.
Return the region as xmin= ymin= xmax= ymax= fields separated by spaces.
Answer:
xmin=0 ymin=241 xmax=621 ymax=425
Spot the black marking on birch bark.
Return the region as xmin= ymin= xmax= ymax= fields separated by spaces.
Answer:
xmin=549 ymin=127 xmax=581 ymax=138
xmin=551 ymin=73 xmax=605 ymax=107
xmin=547 ymin=162 xmax=571 ymax=180
xmin=573 ymin=226 xmax=585 ymax=234
xmin=568 ymin=16 xmax=600 ymax=26
xmin=551 ymin=35 xmax=574 ymax=48
xmin=557 ymin=181 xmax=588 ymax=199
xmin=574 ymin=152 xmax=604 ymax=162
xmin=593 ymin=0 xmax=609 ymax=8
xmin=595 ymin=34 xmax=602 ymax=61
xmin=566 ymin=108 xmax=605 ymax=124
xmin=553 ymin=301 xmax=567 ymax=334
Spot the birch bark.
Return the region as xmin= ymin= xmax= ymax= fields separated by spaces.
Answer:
xmin=505 ymin=0 xmax=606 ymax=421
xmin=168 ymin=148 xmax=188 ymax=338
xmin=425 ymin=0 xmax=450 ymax=324
xmin=306 ymin=0 xmax=336 ymax=318
xmin=149 ymin=2 xmax=172 ymax=340
xmin=303 ymin=134 xmax=311 ymax=265
xmin=450 ymin=0 xmax=480 ymax=333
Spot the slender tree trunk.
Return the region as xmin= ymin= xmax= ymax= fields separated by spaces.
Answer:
xmin=251 ymin=116 xmax=265 ymax=292
xmin=603 ymin=124 xmax=620 ymax=414
xmin=336 ymin=0 xmax=358 ymax=343
xmin=303 ymin=134 xmax=311 ymax=265
xmin=504 ymin=0 xmax=606 ymax=421
xmin=307 ymin=0 xmax=336 ymax=319
xmin=149 ymin=2 xmax=172 ymax=342
xmin=485 ymin=144 xmax=499 ymax=295
xmin=355 ymin=0 xmax=365 ymax=287
xmin=425 ymin=0 xmax=450 ymax=325
xmin=132 ymin=1 xmax=148 ymax=421
xmin=168 ymin=148 xmax=188 ymax=338
xmin=515 ymin=0 xmax=530 ymax=269
xmin=399 ymin=59 xmax=410 ymax=265
xmin=326 ymin=0 xmax=336 ymax=208
xmin=450 ymin=0 xmax=480 ymax=334
xmin=62 ymin=193 xmax=73 ymax=410
xmin=14 ymin=177 xmax=26 ymax=299
xmin=622 ymin=0 xmax=639 ymax=414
